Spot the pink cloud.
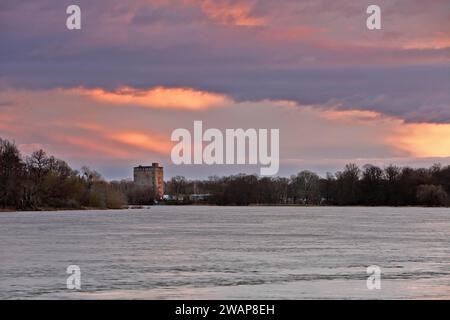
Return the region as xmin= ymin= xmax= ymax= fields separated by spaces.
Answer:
xmin=2 ymin=86 xmax=450 ymax=178
xmin=71 ymin=86 xmax=230 ymax=110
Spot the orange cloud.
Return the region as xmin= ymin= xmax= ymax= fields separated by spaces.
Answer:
xmin=108 ymin=131 xmax=172 ymax=155
xmin=3 ymin=86 xmax=450 ymax=175
xmin=73 ymin=86 xmax=229 ymax=110
xmin=322 ymin=108 xmax=450 ymax=158
xmin=72 ymin=123 xmax=172 ymax=156
xmin=53 ymin=136 xmax=131 ymax=159
xmin=186 ymin=0 xmax=265 ymax=26
xmin=321 ymin=109 xmax=382 ymax=123
xmin=402 ymin=32 xmax=450 ymax=50
xmin=392 ymin=122 xmax=450 ymax=158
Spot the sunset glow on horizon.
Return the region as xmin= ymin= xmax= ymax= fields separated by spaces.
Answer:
xmin=1 ymin=0 xmax=449 ymax=179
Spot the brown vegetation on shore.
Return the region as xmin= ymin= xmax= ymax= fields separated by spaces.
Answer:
xmin=2 ymin=137 xmax=450 ymax=210
xmin=0 ymin=138 xmax=154 ymax=210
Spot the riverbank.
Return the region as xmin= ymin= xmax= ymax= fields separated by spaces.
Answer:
xmin=2 ymin=203 xmax=449 ymax=212
xmin=0 ymin=206 xmax=126 ymax=212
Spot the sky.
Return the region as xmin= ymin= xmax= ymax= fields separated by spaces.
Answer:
xmin=1 ymin=0 xmax=450 ymax=180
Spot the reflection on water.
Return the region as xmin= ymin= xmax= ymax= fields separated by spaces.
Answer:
xmin=0 ymin=206 xmax=449 ymax=299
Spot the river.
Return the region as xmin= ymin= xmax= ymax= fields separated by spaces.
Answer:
xmin=0 ymin=206 xmax=449 ymax=299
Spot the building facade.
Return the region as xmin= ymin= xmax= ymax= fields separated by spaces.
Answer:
xmin=133 ymin=163 xmax=164 ymax=200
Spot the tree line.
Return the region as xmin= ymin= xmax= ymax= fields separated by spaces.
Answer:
xmin=166 ymin=163 xmax=450 ymax=207
xmin=2 ymin=137 xmax=450 ymax=209
xmin=0 ymin=138 xmax=154 ymax=210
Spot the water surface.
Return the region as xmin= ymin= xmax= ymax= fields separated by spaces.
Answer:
xmin=0 ymin=206 xmax=449 ymax=299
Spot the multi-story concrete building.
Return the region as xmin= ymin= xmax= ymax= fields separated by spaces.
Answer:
xmin=133 ymin=163 xmax=164 ymax=200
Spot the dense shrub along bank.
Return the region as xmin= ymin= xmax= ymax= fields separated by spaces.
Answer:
xmin=166 ymin=164 xmax=450 ymax=206
xmin=0 ymin=138 xmax=154 ymax=210
xmin=2 ymin=138 xmax=449 ymax=209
